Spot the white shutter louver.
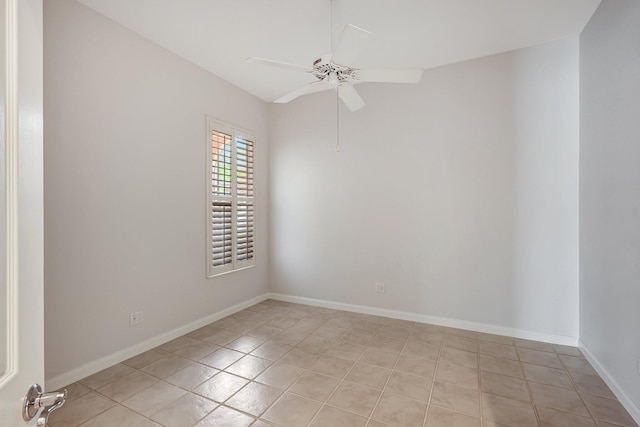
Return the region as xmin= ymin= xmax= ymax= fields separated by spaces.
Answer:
xmin=211 ymin=201 xmax=232 ymax=267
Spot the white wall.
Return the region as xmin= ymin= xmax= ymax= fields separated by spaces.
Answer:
xmin=269 ymin=38 xmax=579 ymax=339
xmin=580 ymin=0 xmax=640 ymax=418
xmin=44 ymin=0 xmax=269 ymax=382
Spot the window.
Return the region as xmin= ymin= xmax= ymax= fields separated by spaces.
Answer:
xmin=206 ymin=118 xmax=255 ymax=277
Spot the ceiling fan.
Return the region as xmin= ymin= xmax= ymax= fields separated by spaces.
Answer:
xmin=247 ymin=24 xmax=424 ymax=112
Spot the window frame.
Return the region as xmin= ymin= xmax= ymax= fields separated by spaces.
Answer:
xmin=206 ymin=117 xmax=256 ymax=278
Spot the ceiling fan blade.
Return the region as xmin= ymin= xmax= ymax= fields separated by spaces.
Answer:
xmin=355 ymin=68 xmax=424 ymax=83
xmin=338 ymin=84 xmax=366 ymax=112
xmin=247 ymin=57 xmax=312 ymax=73
xmin=274 ymin=81 xmax=331 ymax=104
xmin=331 ymin=24 xmax=372 ymax=66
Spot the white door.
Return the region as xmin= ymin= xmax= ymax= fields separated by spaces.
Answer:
xmin=0 ymin=0 xmax=45 ymax=425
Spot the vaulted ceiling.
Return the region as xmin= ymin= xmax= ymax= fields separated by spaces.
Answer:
xmin=77 ymin=0 xmax=600 ymax=103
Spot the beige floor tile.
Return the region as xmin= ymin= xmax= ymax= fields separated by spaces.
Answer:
xmin=79 ymin=364 xmax=135 ymax=389
xmin=251 ymin=420 xmax=278 ymax=427
xmin=403 ymin=340 xmax=441 ymax=360
xmin=580 ymin=393 xmax=638 ymax=426
xmin=517 ymin=348 xmax=563 ymax=369
xmin=325 ymin=342 xmax=366 ymax=361
xmin=528 ymin=382 xmax=590 ymax=416
xmin=522 ymin=362 xmax=574 ymax=389
xmin=394 ymin=354 xmax=436 ymax=378
xmin=225 ymin=355 xmax=272 ymax=379
xmin=264 ymin=315 xmax=298 ymax=330
xmin=552 ymin=344 xmax=583 ymax=357
xmin=379 ymin=324 xmax=412 ymax=339
xmin=76 ymin=405 xmax=147 ymax=427
xmin=570 ymin=371 xmax=615 ymax=398
xmin=481 ymin=393 xmax=538 ymax=427
xmin=435 ymin=362 xmax=479 ymax=390
xmin=413 ymin=322 xmax=444 ymax=334
xmin=225 ymin=381 xmax=282 ymax=416
xmin=199 ymin=347 xmax=245 ymax=370
xmin=369 ymin=335 xmax=406 ymax=353
xmin=48 ymin=392 xmax=115 ymax=427
xmin=160 ymin=336 xmax=201 ymax=353
xmin=278 ymin=347 xmax=320 ymax=368
xmin=430 ymin=381 xmax=480 ymax=417
xmin=172 ymin=341 xmax=219 ymax=360
xmin=315 ymin=324 xmax=348 ymax=340
xmin=445 ymin=327 xmax=478 ymax=340
xmin=203 ymin=329 xmax=242 ymax=346
xmin=479 ymin=354 xmax=524 ymax=378
xmin=297 ymin=334 xmax=336 ymax=353
xmin=255 ymin=362 xmax=304 ymax=389
xmin=409 ymin=331 xmax=444 ymax=346
xmin=122 ymin=349 xmax=167 ymax=370
xmin=151 ymin=394 xmax=217 ymax=426
xmin=164 ymin=363 xmax=219 ymax=390
xmin=345 ymin=362 xmax=392 ymax=390
xmin=425 ymin=405 xmax=481 ymax=427
xmin=96 ymin=370 xmax=159 ymax=402
xmin=262 ymin=392 xmax=322 ymax=427
xmin=598 ymin=421 xmax=638 ymax=427
xmin=371 ymin=392 xmax=427 ymax=427
xmin=309 ymin=355 xmax=354 ymax=378
xmin=140 ymin=354 xmax=193 ymax=379
xmin=328 ymin=381 xmax=381 ymax=417
xmin=440 ymin=347 xmax=479 ymax=369
xmin=385 ymin=371 xmax=432 ymax=402
xmin=443 ymin=335 xmax=477 ymax=353
xmin=309 ymin=405 xmax=368 ymax=427
xmin=559 ymin=354 xmax=598 ymax=375
xmin=342 ymin=331 xmax=375 ymax=346
xmin=513 ymin=338 xmax=554 ymax=352
xmin=192 ymin=404 xmax=253 ymax=427
xmin=478 ymin=341 xmax=518 ymax=361
xmin=122 ymin=381 xmax=186 ymax=417
xmin=250 ymin=340 xmax=292 ymax=361
xmin=271 ymin=329 xmax=309 ymax=346
xmin=63 ymin=382 xmax=92 ymax=400
xmin=59 ymin=303 xmax=637 ymax=427
xmin=246 ymin=324 xmax=283 ymax=340
xmin=187 ymin=324 xmax=221 ymax=340
xmin=290 ymin=371 xmax=340 ymax=401
xmin=535 ymin=405 xmax=597 ymax=427
xmin=193 ymin=371 xmax=249 ymax=403
xmin=359 ymin=347 xmax=400 ymax=369
xmin=477 ymin=333 xmax=513 ymax=345
xmin=481 ymin=371 xmax=530 ymax=402
xmin=225 ymin=335 xmax=267 ymax=353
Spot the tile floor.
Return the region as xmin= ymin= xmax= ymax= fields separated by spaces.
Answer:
xmin=48 ymin=299 xmax=637 ymax=427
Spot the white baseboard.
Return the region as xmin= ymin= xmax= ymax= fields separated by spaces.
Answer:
xmin=45 ymin=293 xmax=270 ymax=391
xmin=268 ymin=292 xmax=578 ymax=346
xmin=579 ymin=339 xmax=640 ymax=425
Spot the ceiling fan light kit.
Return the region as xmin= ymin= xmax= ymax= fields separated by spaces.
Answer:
xmin=248 ymin=24 xmax=423 ymax=112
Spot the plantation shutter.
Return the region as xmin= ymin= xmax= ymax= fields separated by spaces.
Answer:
xmin=236 ymin=137 xmax=254 ymax=264
xmin=210 ymin=130 xmax=233 ymax=272
xmin=207 ymin=118 xmax=256 ymax=277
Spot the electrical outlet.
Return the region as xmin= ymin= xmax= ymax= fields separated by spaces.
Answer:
xmin=375 ymin=282 xmax=386 ymax=293
xmin=130 ymin=311 xmax=143 ymax=326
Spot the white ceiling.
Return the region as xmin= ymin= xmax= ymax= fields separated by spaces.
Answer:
xmin=77 ymin=0 xmax=600 ymax=103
